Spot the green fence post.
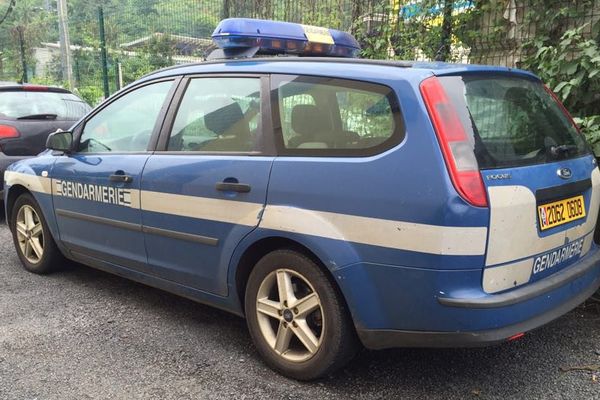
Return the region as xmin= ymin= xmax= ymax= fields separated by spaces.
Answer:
xmin=17 ymin=26 xmax=27 ymax=83
xmin=114 ymin=58 xmax=120 ymax=91
xmin=98 ymin=6 xmax=110 ymax=99
xmin=436 ymin=0 xmax=453 ymax=62
xmin=222 ymin=0 xmax=230 ymax=19
xmin=74 ymin=50 xmax=81 ymax=86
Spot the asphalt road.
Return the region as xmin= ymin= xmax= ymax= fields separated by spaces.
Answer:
xmin=1 ymin=212 xmax=599 ymax=400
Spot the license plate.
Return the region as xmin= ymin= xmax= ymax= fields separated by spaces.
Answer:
xmin=537 ymin=195 xmax=586 ymax=231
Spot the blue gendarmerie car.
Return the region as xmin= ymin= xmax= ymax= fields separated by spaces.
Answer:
xmin=4 ymin=18 xmax=600 ymax=380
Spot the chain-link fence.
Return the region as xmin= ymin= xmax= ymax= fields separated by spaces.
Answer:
xmin=0 ymin=1 xmax=599 ymax=110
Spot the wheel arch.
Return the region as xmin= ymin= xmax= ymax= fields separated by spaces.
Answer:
xmin=231 ymin=233 xmax=360 ymax=320
xmin=5 ymin=183 xmax=62 ymax=251
xmin=5 ymin=184 xmax=31 ymax=227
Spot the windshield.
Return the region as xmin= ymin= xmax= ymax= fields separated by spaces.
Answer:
xmin=0 ymin=91 xmax=90 ymax=120
xmin=439 ymin=75 xmax=590 ymax=169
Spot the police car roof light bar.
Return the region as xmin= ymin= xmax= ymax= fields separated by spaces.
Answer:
xmin=210 ymin=18 xmax=361 ymax=59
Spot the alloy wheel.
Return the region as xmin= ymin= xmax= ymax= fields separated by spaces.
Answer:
xmin=255 ymin=268 xmax=324 ymax=362
xmin=15 ymin=204 xmax=45 ymax=264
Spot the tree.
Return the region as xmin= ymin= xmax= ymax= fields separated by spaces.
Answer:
xmin=0 ymin=0 xmax=56 ymax=82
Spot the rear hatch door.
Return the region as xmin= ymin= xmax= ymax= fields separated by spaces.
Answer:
xmin=438 ymin=73 xmax=599 ymax=294
xmin=0 ymin=89 xmax=90 ymax=156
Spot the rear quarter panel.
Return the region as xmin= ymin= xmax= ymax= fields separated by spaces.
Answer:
xmin=254 ymin=72 xmax=490 ymax=271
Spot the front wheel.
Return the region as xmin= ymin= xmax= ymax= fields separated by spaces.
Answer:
xmin=245 ymin=249 xmax=358 ymax=380
xmin=10 ymin=193 xmax=63 ymax=274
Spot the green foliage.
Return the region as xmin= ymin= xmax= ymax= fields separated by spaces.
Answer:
xmin=300 ymin=1 xmax=344 ymax=30
xmin=0 ymin=0 xmax=57 ymax=82
xmin=518 ymin=0 xmax=600 ymax=151
xmin=76 ymin=86 xmax=104 ymax=106
xmin=574 ymin=115 xmax=600 ymax=153
xmin=30 ymin=75 xmax=66 ymax=87
xmin=354 ymin=1 xmax=477 ymax=61
xmin=522 ymin=25 xmax=600 ymax=118
xmin=354 ymin=10 xmax=396 ymax=60
xmin=153 ymin=0 xmax=218 ymax=39
xmin=354 ymin=2 xmax=430 ymax=60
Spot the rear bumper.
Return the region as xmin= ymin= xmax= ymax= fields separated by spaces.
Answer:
xmin=438 ymin=247 xmax=600 ymax=308
xmin=336 ymin=249 xmax=600 ymax=350
xmin=357 ymin=268 xmax=600 ymax=349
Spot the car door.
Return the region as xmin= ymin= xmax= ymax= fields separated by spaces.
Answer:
xmin=52 ymin=78 xmax=178 ymax=269
xmin=140 ymin=75 xmax=275 ymax=296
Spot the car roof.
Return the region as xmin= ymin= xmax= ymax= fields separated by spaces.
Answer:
xmin=141 ymin=57 xmax=540 ymax=84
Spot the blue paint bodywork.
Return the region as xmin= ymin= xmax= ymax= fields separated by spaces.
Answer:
xmin=52 ymin=154 xmax=151 ymax=267
xmin=141 ymin=154 xmax=275 ymax=296
xmin=4 ymin=59 xmax=600 ymax=346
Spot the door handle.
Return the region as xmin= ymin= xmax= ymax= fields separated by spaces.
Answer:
xmin=109 ymin=174 xmax=133 ymax=183
xmin=215 ymin=181 xmax=251 ymax=193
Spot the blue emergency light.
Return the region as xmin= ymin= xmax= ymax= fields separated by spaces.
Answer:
xmin=210 ymin=18 xmax=361 ymax=59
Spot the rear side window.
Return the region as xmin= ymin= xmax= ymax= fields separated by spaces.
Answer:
xmin=0 ymin=91 xmax=90 ymax=120
xmin=272 ymin=75 xmax=403 ymax=156
xmin=439 ymin=75 xmax=589 ymax=169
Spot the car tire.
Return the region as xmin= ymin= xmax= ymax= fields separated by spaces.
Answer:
xmin=245 ymin=249 xmax=358 ymax=380
xmin=10 ymin=193 xmax=63 ymax=274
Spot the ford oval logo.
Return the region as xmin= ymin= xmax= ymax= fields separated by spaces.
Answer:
xmin=557 ymin=167 xmax=572 ymax=179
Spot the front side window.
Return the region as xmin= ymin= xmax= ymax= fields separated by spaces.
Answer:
xmin=167 ymin=77 xmax=261 ymax=152
xmin=78 ymin=80 xmax=173 ymax=153
xmin=274 ymin=75 xmax=403 ymax=156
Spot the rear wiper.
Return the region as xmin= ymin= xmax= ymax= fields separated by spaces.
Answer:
xmin=550 ymin=144 xmax=578 ymax=156
xmin=17 ymin=113 xmax=58 ymax=120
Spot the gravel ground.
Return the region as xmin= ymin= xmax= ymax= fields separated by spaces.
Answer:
xmin=1 ymin=212 xmax=599 ymax=400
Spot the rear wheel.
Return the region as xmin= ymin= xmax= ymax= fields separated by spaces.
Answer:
xmin=245 ymin=249 xmax=358 ymax=380
xmin=10 ymin=193 xmax=62 ymax=274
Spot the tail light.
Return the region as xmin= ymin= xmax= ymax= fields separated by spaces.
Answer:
xmin=420 ymin=76 xmax=488 ymax=207
xmin=22 ymin=85 xmax=49 ymax=92
xmin=0 ymin=125 xmax=19 ymax=139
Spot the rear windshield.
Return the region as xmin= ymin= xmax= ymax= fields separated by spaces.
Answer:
xmin=0 ymin=91 xmax=90 ymax=120
xmin=439 ymin=75 xmax=590 ymax=169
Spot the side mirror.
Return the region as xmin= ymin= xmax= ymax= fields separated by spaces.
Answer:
xmin=46 ymin=130 xmax=73 ymax=153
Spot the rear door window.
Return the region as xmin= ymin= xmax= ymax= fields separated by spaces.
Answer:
xmin=272 ymin=75 xmax=404 ymax=156
xmin=439 ymin=75 xmax=589 ymax=169
xmin=167 ymin=77 xmax=261 ymax=153
xmin=0 ymin=91 xmax=90 ymax=120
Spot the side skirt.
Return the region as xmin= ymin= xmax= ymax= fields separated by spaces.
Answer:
xmin=66 ymin=248 xmax=244 ymax=317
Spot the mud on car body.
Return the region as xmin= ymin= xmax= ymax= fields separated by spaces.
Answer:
xmin=4 ymin=18 xmax=600 ymax=380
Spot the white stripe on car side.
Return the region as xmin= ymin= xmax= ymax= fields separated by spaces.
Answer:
xmin=260 ymin=205 xmax=488 ymax=256
xmin=140 ymin=190 xmax=264 ymax=227
xmin=5 ymin=171 xmax=489 ymax=256
xmin=142 ymin=194 xmax=489 ymax=256
xmin=4 ymin=170 xmax=52 ymax=194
